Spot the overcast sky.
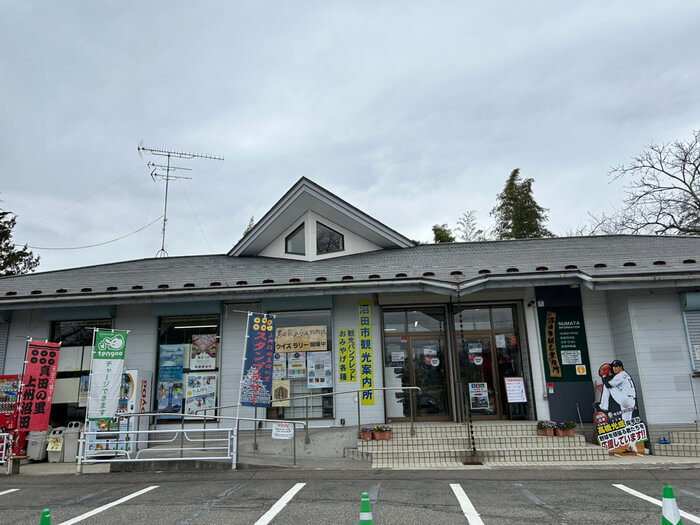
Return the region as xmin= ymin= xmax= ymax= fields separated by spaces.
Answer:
xmin=2 ymin=2 xmax=699 ymax=273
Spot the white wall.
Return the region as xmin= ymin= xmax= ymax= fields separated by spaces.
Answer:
xmin=522 ymin=289 xmax=550 ymax=421
xmin=4 ymin=309 xmax=50 ymax=374
xmin=580 ymin=287 xmax=616 ymax=375
xmin=259 ymin=210 xmax=382 ymax=261
xmin=115 ymin=304 xmax=157 ymax=374
xmin=627 ymin=290 xmax=695 ymax=425
xmin=333 ymin=294 xmax=385 ymax=427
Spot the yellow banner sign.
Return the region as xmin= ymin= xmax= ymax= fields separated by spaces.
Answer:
xmin=338 ymin=328 xmax=357 ymax=383
xmin=358 ymin=301 xmax=374 ymax=405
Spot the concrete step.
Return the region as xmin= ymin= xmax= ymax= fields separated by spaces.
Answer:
xmin=654 ymin=442 xmax=700 ymax=456
xmin=668 ymin=431 xmax=700 ymax=444
xmin=358 ymin=435 xmax=588 ymax=450
xmin=388 ymin=422 xmax=544 ymax=438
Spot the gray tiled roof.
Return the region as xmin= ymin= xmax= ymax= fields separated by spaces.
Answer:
xmin=1 ymin=235 xmax=699 ymax=303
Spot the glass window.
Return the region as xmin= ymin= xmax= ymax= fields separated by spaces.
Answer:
xmin=285 ymin=223 xmax=305 ymax=255
xmin=270 ymin=310 xmax=333 ymax=419
xmin=454 ymin=308 xmax=491 ymax=331
xmin=316 ymin=222 xmax=344 ymax=254
xmin=50 ymin=319 xmax=113 ymax=427
xmin=408 ymin=309 xmax=445 ymax=332
xmin=492 ymin=308 xmax=515 ymax=330
xmin=383 ymin=311 xmax=406 ymax=333
xmin=157 ymin=315 xmax=220 ymax=419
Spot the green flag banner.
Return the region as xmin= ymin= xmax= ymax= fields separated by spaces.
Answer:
xmin=87 ymin=330 xmax=128 ymax=421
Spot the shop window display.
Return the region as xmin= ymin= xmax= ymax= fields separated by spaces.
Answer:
xmin=50 ymin=319 xmax=113 ymax=426
xmin=270 ymin=310 xmax=333 ymax=419
xmin=156 ymin=315 xmax=220 ymax=419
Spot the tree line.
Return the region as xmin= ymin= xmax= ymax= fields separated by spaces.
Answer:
xmin=431 ymin=128 xmax=700 ymax=244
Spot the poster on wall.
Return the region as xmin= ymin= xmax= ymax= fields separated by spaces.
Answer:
xmin=272 ymin=379 xmax=291 ymax=407
xmin=87 ymin=330 xmax=128 ymax=421
xmin=273 ymin=352 xmax=287 ymax=380
xmin=190 ymin=334 xmax=217 ymax=370
xmin=337 ymin=329 xmax=357 ymax=382
xmin=287 ymin=352 xmax=307 ymax=378
xmin=184 ymin=373 xmax=217 ymax=415
xmin=275 ymin=326 xmax=327 ymax=352
xmin=537 ymin=305 xmax=592 ymax=382
xmin=157 ymin=344 xmax=184 ymax=415
xmin=468 ymin=382 xmax=490 ymax=411
xmin=240 ymin=314 xmax=276 ymax=407
xmin=18 ymin=341 xmax=61 ymax=431
xmin=307 ymin=351 xmax=333 ymax=389
xmin=594 ymin=360 xmax=647 ymax=455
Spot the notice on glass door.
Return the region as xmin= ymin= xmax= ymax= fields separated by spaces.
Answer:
xmin=468 ymin=382 xmax=490 ymax=410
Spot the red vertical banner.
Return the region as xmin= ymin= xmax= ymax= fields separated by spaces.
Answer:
xmin=19 ymin=341 xmax=61 ymax=432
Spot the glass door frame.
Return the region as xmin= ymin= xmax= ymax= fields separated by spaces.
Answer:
xmin=381 ymin=307 xmax=453 ymax=422
xmin=405 ymin=334 xmax=451 ymax=422
xmin=452 ymin=304 xmax=524 ymax=421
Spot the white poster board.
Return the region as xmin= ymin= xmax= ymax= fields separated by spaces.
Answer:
xmin=287 ymin=352 xmax=307 ymax=378
xmin=271 ymin=422 xmax=294 ymax=440
xmin=468 ymin=382 xmax=490 ymax=410
xmin=504 ymin=377 xmax=527 ymax=403
xmin=307 ymin=351 xmax=332 ymax=389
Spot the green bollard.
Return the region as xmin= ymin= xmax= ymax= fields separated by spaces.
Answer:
xmin=39 ymin=508 xmax=51 ymax=525
xmin=359 ymin=492 xmax=373 ymax=525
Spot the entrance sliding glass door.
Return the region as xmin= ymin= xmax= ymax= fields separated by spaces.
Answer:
xmin=382 ymin=308 xmax=450 ymax=421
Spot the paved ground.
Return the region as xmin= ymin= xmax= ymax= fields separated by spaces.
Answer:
xmin=2 ymin=462 xmax=700 ymax=524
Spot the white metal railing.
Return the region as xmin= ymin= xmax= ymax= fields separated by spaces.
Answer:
xmin=0 ymin=433 xmax=8 ymax=465
xmin=76 ymin=414 xmax=307 ymax=473
xmin=80 ymin=427 xmax=234 ymax=463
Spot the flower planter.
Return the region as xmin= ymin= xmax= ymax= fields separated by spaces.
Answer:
xmin=556 ymin=428 xmax=575 ymax=437
xmin=537 ymin=428 xmax=554 ymax=437
xmin=373 ymin=431 xmax=392 ymax=441
xmin=360 ymin=431 xmax=373 ymax=441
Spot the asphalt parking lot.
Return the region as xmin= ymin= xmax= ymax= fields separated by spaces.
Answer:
xmin=2 ymin=466 xmax=700 ymax=524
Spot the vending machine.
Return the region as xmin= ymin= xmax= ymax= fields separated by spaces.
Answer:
xmin=117 ymin=370 xmax=152 ymax=452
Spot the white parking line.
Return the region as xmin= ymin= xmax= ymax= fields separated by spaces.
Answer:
xmin=57 ymin=485 xmax=159 ymax=525
xmin=450 ymin=484 xmax=485 ymax=525
xmin=613 ymin=483 xmax=700 ymax=524
xmin=254 ymin=482 xmax=306 ymax=525
xmin=0 ymin=489 xmax=19 ymax=496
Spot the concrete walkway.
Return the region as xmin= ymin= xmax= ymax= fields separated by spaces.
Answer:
xmin=9 ymin=451 xmax=700 ymax=476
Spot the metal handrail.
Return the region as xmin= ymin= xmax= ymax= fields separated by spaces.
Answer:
xmin=195 ymin=386 xmax=422 ymax=445
xmin=0 ymin=433 xmax=8 ymax=465
xmin=83 ymin=413 xmax=308 ymax=472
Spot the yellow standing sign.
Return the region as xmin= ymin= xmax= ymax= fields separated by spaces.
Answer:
xmin=358 ymin=300 xmax=374 ymax=405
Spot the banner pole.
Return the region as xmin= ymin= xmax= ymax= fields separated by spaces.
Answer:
xmin=79 ymin=329 xmax=98 ymax=474
xmin=12 ymin=338 xmax=31 ymax=461
xmin=234 ymin=312 xmax=252 ymax=470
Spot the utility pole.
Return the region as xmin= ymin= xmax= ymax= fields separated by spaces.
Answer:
xmin=137 ymin=145 xmax=223 ymax=257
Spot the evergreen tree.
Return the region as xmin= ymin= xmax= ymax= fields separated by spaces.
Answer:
xmin=0 ymin=209 xmax=40 ymax=276
xmin=432 ymin=223 xmax=455 ymax=243
xmin=491 ymin=169 xmax=553 ymax=239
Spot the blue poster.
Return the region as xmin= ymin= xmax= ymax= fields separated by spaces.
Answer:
xmin=240 ymin=314 xmax=276 ymax=407
xmin=158 ymin=344 xmax=184 ymax=415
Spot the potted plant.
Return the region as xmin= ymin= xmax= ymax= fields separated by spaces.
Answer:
xmin=556 ymin=421 xmax=577 ymax=437
xmin=537 ymin=420 xmax=555 ymax=437
xmin=372 ymin=425 xmax=392 ymax=440
xmin=360 ymin=427 xmax=373 ymax=441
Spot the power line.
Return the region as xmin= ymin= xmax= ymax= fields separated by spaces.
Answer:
xmin=25 ymin=216 xmax=163 ymax=250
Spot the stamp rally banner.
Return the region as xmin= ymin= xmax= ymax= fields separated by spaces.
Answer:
xmin=240 ymin=314 xmax=276 ymax=407
xmin=87 ymin=330 xmax=127 ymax=421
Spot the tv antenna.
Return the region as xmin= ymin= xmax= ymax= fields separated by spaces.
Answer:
xmin=137 ymin=144 xmax=223 ymax=257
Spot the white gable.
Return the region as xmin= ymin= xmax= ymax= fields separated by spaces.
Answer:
xmin=259 ymin=211 xmax=383 ymax=261
xmin=229 ymin=177 xmax=413 ymax=258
